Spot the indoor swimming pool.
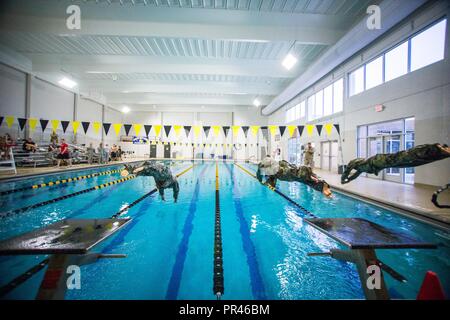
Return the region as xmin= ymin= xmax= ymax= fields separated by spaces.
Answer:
xmin=0 ymin=161 xmax=449 ymax=300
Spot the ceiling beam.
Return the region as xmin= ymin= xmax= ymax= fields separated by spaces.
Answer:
xmin=79 ymin=80 xmax=285 ymax=95
xmin=104 ymin=92 xmax=274 ymax=106
xmin=27 ymin=54 xmax=305 ymax=78
xmin=0 ymin=0 xmax=351 ymax=44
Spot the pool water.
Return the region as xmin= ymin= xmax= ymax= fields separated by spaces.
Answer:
xmin=0 ymin=161 xmax=449 ymax=300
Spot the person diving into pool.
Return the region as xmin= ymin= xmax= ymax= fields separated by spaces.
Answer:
xmin=341 ymin=143 xmax=450 ymax=184
xmin=121 ymin=161 xmax=180 ymax=202
xmin=256 ymin=155 xmax=333 ymax=197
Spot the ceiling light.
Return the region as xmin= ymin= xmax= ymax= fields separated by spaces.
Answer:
xmin=253 ymin=99 xmax=261 ymax=107
xmin=282 ymin=53 xmax=298 ymax=70
xmin=58 ymin=77 xmax=77 ymax=89
xmin=121 ymin=106 xmax=130 ymax=114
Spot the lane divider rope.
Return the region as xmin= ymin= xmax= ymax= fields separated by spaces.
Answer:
xmin=233 ymin=162 xmax=318 ymax=219
xmin=0 ymin=164 xmax=195 ymax=298
xmin=0 ymin=175 xmax=137 ymax=219
xmin=213 ymin=162 xmax=224 ymax=299
xmin=0 ymin=169 xmax=122 ymax=196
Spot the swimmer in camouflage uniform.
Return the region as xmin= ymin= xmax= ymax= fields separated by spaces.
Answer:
xmin=341 ymin=143 xmax=450 ymax=184
xmin=123 ymin=161 xmax=180 ymax=202
xmin=256 ymin=156 xmax=332 ymax=197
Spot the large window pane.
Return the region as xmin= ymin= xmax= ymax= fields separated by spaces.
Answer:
xmin=366 ymin=56 xmax=383 ymax=90
xmin=307 ymin=95 xmax=315 ymax=121
xmin=300 ymin=100 xmax=306 ymax=118
xmin=385 ymin=42 xmax=408 ymax=82
xmin=411 ymin=19 xmax=447 ymax=72
xmin=333 ymin=78 xmax=343 ymax=112
xmin=315 ymin=90 xmax=323 ymax=119
xmin=295 ymin=104 xmax=300 ymax=120
xmin=323 ymin=84 xmax=333 ymax=116
xmin=349 ymin=66 xmax=365 ymax=96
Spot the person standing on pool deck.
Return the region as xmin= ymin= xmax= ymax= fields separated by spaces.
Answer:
xmin=257 ymin=155 xmax=332 ymax=197
xmin=304 ymin=142 xmax=315 ymax=167
xmin=56 ymin=138 xmax=72 ymax=167
xmin=122 ymin=161 xmax=180 ymax=202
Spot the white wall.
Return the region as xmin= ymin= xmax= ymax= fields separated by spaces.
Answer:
xmin=268 ymin=2 xmax=450 ymax=187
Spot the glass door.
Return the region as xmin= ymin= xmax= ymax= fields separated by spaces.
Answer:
xmin=367 ymin=137 xmax=383 ymax=180
xmin=383 ymin=134 xmax=403 ymax=183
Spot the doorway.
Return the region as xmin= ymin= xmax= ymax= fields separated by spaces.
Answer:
xmin=164 ymin=144 xmax=171 ymax=158
xmin=321 ymin=140 xmax=339 ymax=172
xmin=150 ymin=144 xmax=157 ymax=158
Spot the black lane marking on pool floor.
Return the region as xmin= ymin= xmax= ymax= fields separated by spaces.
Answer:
xmin=233 ymin=163 xmax=318 ymax=219
xmin=0 ymin=175 xmax=137 ymax=219
xmin=213 ymin=162 xmax=224 ymax=299
xmin=0 ymin=165 xmax=195 ymax=298
xmin=224 ymin=163 xmax=267 ymax=300
xmin=166 ymin=164 xmax=210 ymax=300
xmin=0 ymin=169 xmax=122 ymax=197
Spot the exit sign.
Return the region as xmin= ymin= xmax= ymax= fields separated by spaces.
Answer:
xmin=375 ymin=104 xmax=385 ymax=112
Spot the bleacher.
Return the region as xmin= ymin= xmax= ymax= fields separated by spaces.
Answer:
xmin=11 ymin=140 xmax=91 ymax=168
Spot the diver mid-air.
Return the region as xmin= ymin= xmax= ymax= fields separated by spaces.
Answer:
xmin=341 ymin=143 xmax=450 ymax=184
xmin=256 ymin=156 xmax=332 ymax=197
xmin=122 ymin=161 xmax=180 ymax=202
xmin=341 ymin=143 xmax=450 ymax=208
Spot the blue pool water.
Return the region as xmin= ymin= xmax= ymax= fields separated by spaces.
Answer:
xmin=0 ymin=161 xmax=449 ymax=300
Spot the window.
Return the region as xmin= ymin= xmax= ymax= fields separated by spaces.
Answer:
xmin=365 ymin=56 xmax=383 ymax=90
xmin=323 ymin=84 xmax=333 ymax=116
xmin=314 ymin=90 xmax=323 ymax=119
xmin=385 ymin=42 xmax=408 ymax=82
xmin=411 ymin=19 xmax=447 ymax=72
xmin=349 ymin=66 xmax=365 ymax=96
xmin=333 ymin=78 xmax=343 ymax=113
xmin=307 ymin=95 xmax=315 ymax=121
xmin=294 ymin=104 xmax=300 ymax=120
xmin=300 ymin=100 xmax=306 ymax=118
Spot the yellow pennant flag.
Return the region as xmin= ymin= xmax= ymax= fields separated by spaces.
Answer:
xmin=268 ymin=125 xmax=278 ymax=136
xmin=113 ymin=123 xmax=122 ymax=136
xmin=232 ymin=126 xmax=240 ymax=137
xmin=5 ymin=116 xmax=15 ymax=128
xmin=173 ymin=125 xmax=183 ymax=136
xmin=251 ymin=126 xmax=259 ymax=136
xmin=133 ymin=124 xmax=142 ymax=136
xmin=153 ymin=125 xmax=162 ymax=137
xmin=212 ymin=126 xmax=221 ymax=137
xmin=324 ymin=123 xmax=333 ymax=136
xmin=29 ymin=118 xmax=38 ymax=132
xmin=288 ymin=125 xmax=297 ymax=137
xmin=51 ymin=120 xmax=60 ymax=133
xmin=72 ymin=121 xmax=80 ymax=135
xmin=306 ymin=124 xmax=315 ymax=136
xmin=93 ymin=122 xmax=101 ymax=134
xmin=193 ymin=126 xmax=201 ymax=138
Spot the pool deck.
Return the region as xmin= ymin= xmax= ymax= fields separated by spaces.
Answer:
xmin=1 ymin=159 xmax=449 ymax=227
xmin=314 ymin=169 xmax=450 ymax=227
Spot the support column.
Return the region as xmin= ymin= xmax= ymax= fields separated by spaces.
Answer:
xmin=24 ymin=73 xmax=32 ymax=139
xmin=72 ymin=93 xmax=79 ymax=144
xmin=101 ymin=105 xmax=105 ymax=144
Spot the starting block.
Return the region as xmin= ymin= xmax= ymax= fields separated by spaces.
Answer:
xmin=305 ymin=218 xmax=436 ymax=300
xmin=0 ymin=218 xmax=131 ymax=299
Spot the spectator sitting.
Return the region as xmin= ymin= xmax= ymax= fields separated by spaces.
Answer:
xmin=22 ymin=137 xmax=37 ymax=153
xmin=117 ymin=146 xmax=123 ymax=161
xmin=56 ymin=138 xmax=72 ymax=167
xmin=1 ymin=134 xmax=15 ymax=159
xmin=110 ymin=144 xmax=118 ymax=161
